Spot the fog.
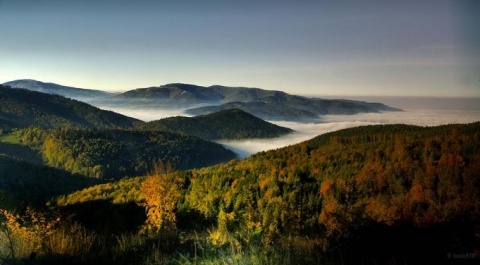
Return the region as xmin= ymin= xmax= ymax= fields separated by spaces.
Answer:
xmin=97 ymin=99 xmax=480 ymax=159
xmin=219 ymin=108 xmax=480 ymax=158
xmin=96 ymin=106 xmax=191 ymax=121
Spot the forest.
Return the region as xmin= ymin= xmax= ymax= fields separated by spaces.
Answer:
xmin=1 ymin=122 xmax=479 ymax=264
xmin=12 ymin=127 xmax=236 ymax=179
xmin=0 ymin=85 xmax=139 ymax=130
xmin=138 ymin=109 xmax=293 ymax=140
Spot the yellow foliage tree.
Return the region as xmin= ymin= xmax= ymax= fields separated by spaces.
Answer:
xmin=0 ymin=207 xmax=59 ymax=259
xmin=140 ymin=161 xmax=182 ymax=234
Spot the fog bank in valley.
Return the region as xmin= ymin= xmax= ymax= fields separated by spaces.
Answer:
xmin=96 ymin=100 xmax=480 ymax=158
xmin=219 ymin=108 xmax=480 ymax=158
xmin=96 ymin=106 xmax=191 ymax=121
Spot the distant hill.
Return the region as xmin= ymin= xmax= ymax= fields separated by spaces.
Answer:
xmin=139 ymin=109 xmax=294 ymax=140
xmin=3 ymin=81 xmax=402 ymax=123
xmin=110 ymin=83 xmax=223 ymax=107
xmin=3 ymin=79 xmax=115 ymax=101
xmin=0 ymin=85 xmax=139 ymax=130
xmin=17 ymin=127 xmax=237 ymax=179
xmin=107 ymin=83 xmax=401 ymax=122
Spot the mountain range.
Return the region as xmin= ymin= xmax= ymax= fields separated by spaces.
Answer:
xmin=0 ymin=85 xmax=289 ymax=177
xmin=0 ymin=79 xmax=477 ymax=265
xmin=0 ymin=85 xmax=292 ymax=140
xmin=3 ymin=80 xmax=402 ymax=122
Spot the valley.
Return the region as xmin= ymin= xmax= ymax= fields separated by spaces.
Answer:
xmin=2 ymin=1 xmax=478 ymax=263
xmin=0 ymin=82 xmax=479 ymax=264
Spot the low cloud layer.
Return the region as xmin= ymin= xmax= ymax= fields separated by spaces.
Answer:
xmin=219 ymin=108 xmax=480 ymax=158
xmin=97 ymin=104 xmax=480 ymax=159
xmin=97 ymin=106 xmax=190 ymax=121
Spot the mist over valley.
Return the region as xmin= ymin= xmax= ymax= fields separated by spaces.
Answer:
xmin=2 ymin=1 xmax=479 ymax=263
xmin=97 ymin=96 xmax=480 ymax=158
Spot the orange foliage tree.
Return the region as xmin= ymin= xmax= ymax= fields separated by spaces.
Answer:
xmin=140 ymin=161 xmax=183 ymax=234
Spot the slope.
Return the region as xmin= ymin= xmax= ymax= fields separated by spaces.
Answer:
xmin=3 ymin=79 xmax=114 ymax=101
xmin=56 ymin=122 xmax=480 ymax=263
xmin=184 ymin=122 xmax=480 ymax=244
xmin=0 ymin=85 xmax=139 ymax=130
xmin=0 ymin=155 xmax=100 ymax=208
xmin=139 ymin=109 xmax=294 ymax=140
xmin=17 ymin=127 xmax=237 ymax=179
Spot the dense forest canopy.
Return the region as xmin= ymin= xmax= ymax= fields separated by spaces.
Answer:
xmin=15 ymin=127 xmax=237 ymax=179
xmin=52 ymin=123 xmax=480 ymax=263
xmin=0 ymin=85 xmax=139 ymax=130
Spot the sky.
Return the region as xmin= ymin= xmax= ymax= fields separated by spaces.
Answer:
xmin=0 ymin=0 xmax=479 ymax=97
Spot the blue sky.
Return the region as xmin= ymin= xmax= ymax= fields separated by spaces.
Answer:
xmin=0 ymin=0 xmax=478 ymax=96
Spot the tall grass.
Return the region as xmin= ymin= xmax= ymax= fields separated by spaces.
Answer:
xmin=0 ymin=222 xmax=327 ymax=265
xmin=1 ymin=221 xmax=448 ymax=265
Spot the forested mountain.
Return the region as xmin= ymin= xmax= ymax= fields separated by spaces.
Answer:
xmin=0 ymin=85 xmax=139 ymax=129
xmin=181 ymin=122 xmax=480 ymax=252
xmin=48 ymin=122 xmax=480 ymax=264
xmin=138 ymin=109 xmax=293 ymax=140
xmin=102 ymin=83 xmax=401 ymax=122
xmin=54 ymin=122 xmax=480 ymax=264
xmin=16 ymin=127 xmax=237 ymax=179
xmin=3 ymin=79 xmax=114 ymax=101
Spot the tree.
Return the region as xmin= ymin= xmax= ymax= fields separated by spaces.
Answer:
xmin=140 ymin=161 xmax=182 ymax=234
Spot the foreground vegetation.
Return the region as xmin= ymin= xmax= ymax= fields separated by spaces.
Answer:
xmin=1 ymin=123 xmax=480 ymax=264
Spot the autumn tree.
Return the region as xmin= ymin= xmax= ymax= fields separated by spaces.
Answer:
xmin=140 ymin=161 xmax=183 ymax=234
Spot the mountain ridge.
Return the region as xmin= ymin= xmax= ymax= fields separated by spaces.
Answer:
xmin=0 ymin=85 xmax=139 ymax=130
xmin=110 ymin=83 xmax=402 ymax=122
xmin=4 ymin=79 xmax=402 ymax=123
xmin=139 ymin=108 xmax=294 ymax=140
xmin=3 ymin=79 xmax=115 ymax=100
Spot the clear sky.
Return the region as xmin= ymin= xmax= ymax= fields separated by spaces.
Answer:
xmin=0 ymin=0 xmax=479 ymax=97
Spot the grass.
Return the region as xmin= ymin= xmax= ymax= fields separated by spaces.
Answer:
xmin=0 ymin=133 xmax=20 ymax=144
xmin=0 ymin=221 xmax=466 ymax=265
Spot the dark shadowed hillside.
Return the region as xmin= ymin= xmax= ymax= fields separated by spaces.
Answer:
xmin=0 ymin=85 xmax=139 ymax=129
xmin=0 ymin=155 xmax=99 ymax=208
xmin=139 ymin=109 xmax=293 ymax=140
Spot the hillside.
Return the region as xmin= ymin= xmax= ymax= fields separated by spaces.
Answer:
xmin=54 ymin=122 xmax=480 ymax=264
xmin=0 ymin=155 xmax=100 ymax=208
xmin=3 ymin=79 xmax=114 ymax=101
xmin=183 ymin=122 xmax=480 ymax=253
xmin=17 ymin=127 xmax=237 ymax=179
xmin=139 ymin=109 xmax=294 ymax=140
xmin=102 ymin=83 xmax=401 ymax=122
xmin=0 ymin=85 xmax=139 ymax=130
xmin=185 ymin=101 xmax=319 ymax=122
